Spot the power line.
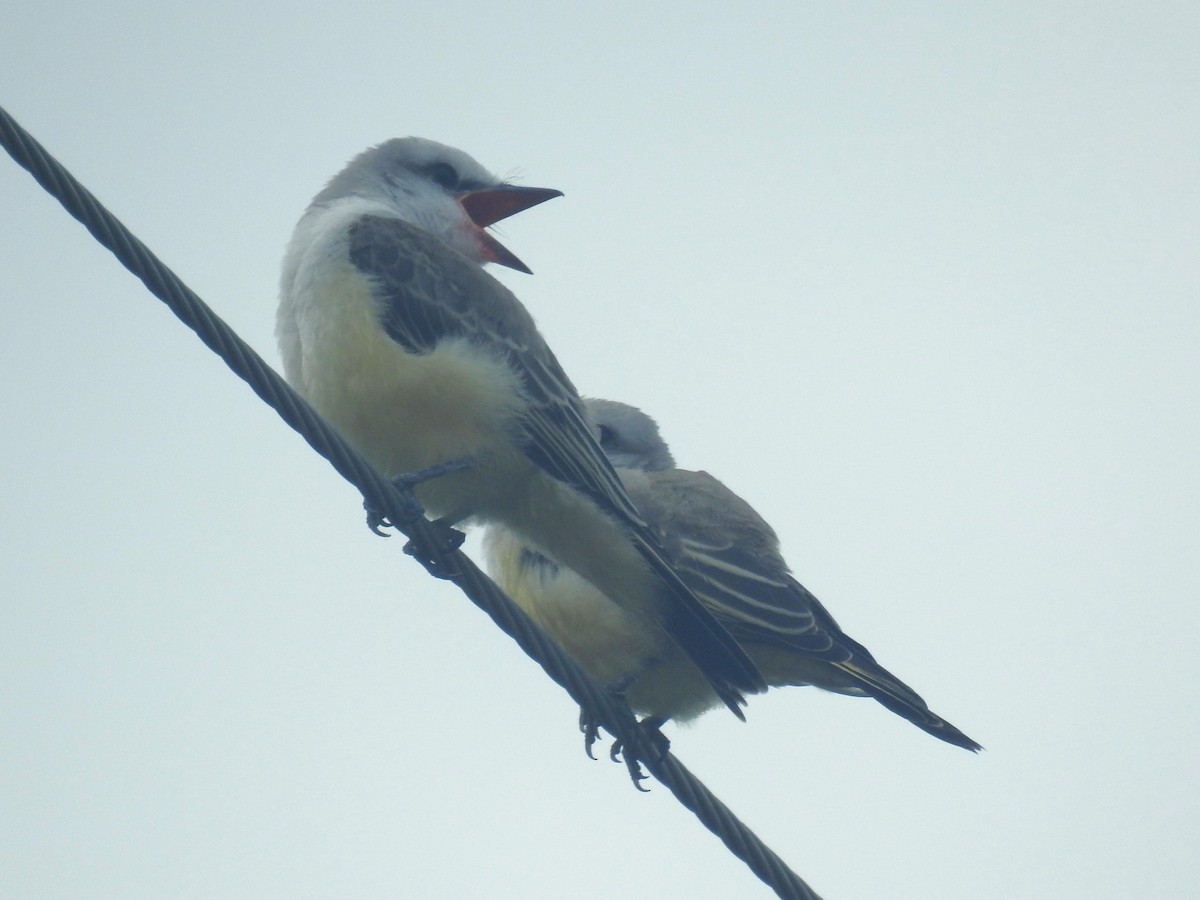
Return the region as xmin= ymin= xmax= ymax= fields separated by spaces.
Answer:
xmin=0 ymin=103 xmax=823 ymax=900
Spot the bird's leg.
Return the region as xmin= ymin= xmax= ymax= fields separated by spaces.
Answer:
xmin=364 ymin=457 xmax=475 ymax=534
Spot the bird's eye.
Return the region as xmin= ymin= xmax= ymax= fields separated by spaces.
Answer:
xmin=427 ymin=162 xmax=460 ymax=190
xmin=596 ymin=424 xmax=617 ymax=450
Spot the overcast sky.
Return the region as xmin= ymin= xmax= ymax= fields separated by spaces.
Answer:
xmin=2 ymin=3 xmax=1198 ymax=898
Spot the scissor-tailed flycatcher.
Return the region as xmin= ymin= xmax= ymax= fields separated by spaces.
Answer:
xmin=486 ymin=399 xmax=981 ymax=751
xmin=277 ymin=138 xmax=765 ymax=713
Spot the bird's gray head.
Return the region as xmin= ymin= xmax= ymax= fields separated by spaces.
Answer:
xmin=311 ymin=137 xmax=561 ymax=273
xmin=586 ymin=399 xmax=675 ymax=472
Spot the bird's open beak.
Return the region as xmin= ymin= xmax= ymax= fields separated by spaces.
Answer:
xmin=458 ymin=184 xmax=563 ymax=274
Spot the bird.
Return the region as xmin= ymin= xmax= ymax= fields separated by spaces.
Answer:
xmin=484 ymin=399 xmax=981 ymax=751
xmin=276 ymin=138 xmax=765 ymax=715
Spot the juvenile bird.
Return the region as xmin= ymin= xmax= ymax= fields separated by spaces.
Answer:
xmin=485 ymin=399 xmax=980 ymax=751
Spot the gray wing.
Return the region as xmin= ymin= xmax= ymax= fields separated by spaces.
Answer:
xmin=635 ymin=468 xmax=982 ymax=750
xmin=347 ymin=216 xmax=766 ymax=709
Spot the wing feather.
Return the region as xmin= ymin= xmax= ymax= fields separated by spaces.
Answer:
xmin=634 ymin=468 xmax=981 ymax=748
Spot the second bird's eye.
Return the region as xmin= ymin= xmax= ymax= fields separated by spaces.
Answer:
xmin=427 ymin=162 xmax=459 ymax=190
xmin=596 ymin=424 xmax=617 ymax=450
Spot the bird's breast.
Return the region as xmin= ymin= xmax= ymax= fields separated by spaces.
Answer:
xmin=284 ymin=250 xmax=529 ymax=521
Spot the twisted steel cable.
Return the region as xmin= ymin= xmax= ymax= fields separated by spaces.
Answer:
xmin=1 ymin=103 xmax=823 ymax=900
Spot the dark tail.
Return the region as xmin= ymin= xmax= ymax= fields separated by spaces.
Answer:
xmin=835 ymin=658 xmax=982 ymax=752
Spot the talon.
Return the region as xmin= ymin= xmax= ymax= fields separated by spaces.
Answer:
xmin=609 ymin=739 xmax=625 ymax=764
xmin=363 ymin=494 xmax=396 ymax=535
xmin=614 ymin=739 xmax=650 ymax=790
xmin=579 ymin=709 xmax=602 ymax=760
xmin=575 ymin=684 xmax=660 ymax=789
xmin=605 ymin=735 xmax=649 ymax=788
xmin=365 ymin=505 xmax=392 ymax=536
xmin=614 ymin=717 xmax=669 ymax=790
xmin=629 ymin=762 xmax=651 ymax=792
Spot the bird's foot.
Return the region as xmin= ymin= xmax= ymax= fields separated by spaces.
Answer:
xmin=579 ymin=678 xmax=668 ymax=791
xmin=609 ymin=717 xmax=669 ymax=792
xmin=402 ymin=516 xmax=467 ymax=580
xmin=580 ymin=674 xmax=636 ymax=759
xmin=364 ymin=457 xmax=475 ymax=535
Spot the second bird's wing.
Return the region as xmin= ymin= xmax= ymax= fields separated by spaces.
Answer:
xmin=635 ymin=467 xmax=981 ymax=750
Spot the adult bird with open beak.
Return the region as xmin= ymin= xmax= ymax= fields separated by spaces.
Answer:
xmin=277 ymin=138 xmax=766 ymax=720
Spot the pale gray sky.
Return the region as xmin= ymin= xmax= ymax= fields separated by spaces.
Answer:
xmin=3 ymin=3 xmax=1198 ymax=898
